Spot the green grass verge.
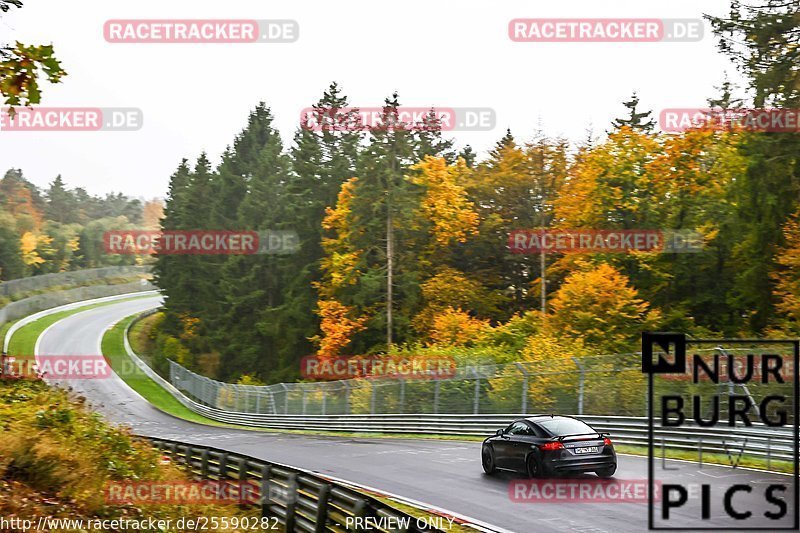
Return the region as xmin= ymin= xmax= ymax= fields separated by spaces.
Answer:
xmin=0 ymin=319 xmax=17 ymax=348
xmin=101 ymin=315 xmax=226 ymax=425
xmin=128 ymin=311 xmax=159 ymax=360
xmin=6 ymin=294 xmax=154 ymax=355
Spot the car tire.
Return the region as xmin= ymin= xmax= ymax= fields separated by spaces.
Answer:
xmin=595 ymin=465 xmax=616 ymax=478
xmin=526 ymin=455 xmax=543 ymax=478
xmin=481 ymin=445 xmax=496 ymax=474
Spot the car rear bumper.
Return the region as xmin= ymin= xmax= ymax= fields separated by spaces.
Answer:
xmin=546 ymin=454 xmax=616 ymax=472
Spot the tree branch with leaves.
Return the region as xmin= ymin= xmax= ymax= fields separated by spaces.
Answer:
xmin=0 ymin=0 xmax=66 ymax=107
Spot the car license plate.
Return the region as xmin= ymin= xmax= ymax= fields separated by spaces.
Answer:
xmin=574 ymin=446 xmax=599 ymax=454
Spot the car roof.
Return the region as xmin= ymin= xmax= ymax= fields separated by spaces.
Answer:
xmin=522 ymin=415 xmax=578 ymax=423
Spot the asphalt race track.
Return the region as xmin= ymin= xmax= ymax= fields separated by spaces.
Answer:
xmin=33 ymin=295 xmax=798 ymax=532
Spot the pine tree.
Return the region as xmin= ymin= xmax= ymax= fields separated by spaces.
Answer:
xmin=708 ymin=0 xmax=800 ymax=108
xmin=151 ymin=159 xmax=192 ymax=335
xmin=708 ymin=0 xmax=800 ymax=331
xmin=352 ymin=93 xmax=421 ymax=349
xmin=489 ymin=129 xmax=515 ymax=161
xmin=414 ymin=109 xmax=456 ymax=163
xmin=611 ymin=92 xmax=655 ymax=132
xmin=459 ymin=145 xmax=477 ymax=168
xmin=45 ymin=175 xmax=77 ymax=224
xmin=213 ymin=104 xmax=296 ymax=380
xmin=0 ymin=210 xmax=23 ymax=280
xmin=707 ymin=75 xmax=744 ymax=109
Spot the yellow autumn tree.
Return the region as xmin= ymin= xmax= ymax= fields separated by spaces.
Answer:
xmin=142 ymin=199 xmax=165 ymax=230
xmin=555 ymin=126 xmax=662 ymax=228
xmin=413 ymin=267 xmax=502 ymax=336
xmin=19 ymin=231 xmax=44 ymax=268
xmin=317 ymin=177 xmax=362 ymax=297
xmin=549 ymin=262 xmax=661 ymax=354
xmin=773 ymin=211 xmax=800 ymax=331
xmin=408 ymin=156 xmax=478 ymax=249
xmin=428 ymin=307 xmax=491 ymax=347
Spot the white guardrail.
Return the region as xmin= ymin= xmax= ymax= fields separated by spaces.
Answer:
xmin=122 ymin=311 xmax=796 ymax=463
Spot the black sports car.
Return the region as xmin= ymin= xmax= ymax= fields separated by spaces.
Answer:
xmin=481 ymin=415 xmax=617 ymax=478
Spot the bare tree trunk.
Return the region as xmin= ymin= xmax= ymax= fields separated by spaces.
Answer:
xmin=386 ymin=209 xmax=393 ymax=348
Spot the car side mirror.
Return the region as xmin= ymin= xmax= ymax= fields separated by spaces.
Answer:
xmin=496 ymin=429 xmax=504 ymax=436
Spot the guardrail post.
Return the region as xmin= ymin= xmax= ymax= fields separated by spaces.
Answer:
xmin=468 ymin=368 xmax=481 ymax=414
xmin=399 ymin=379 xmax=405 ymax=414
xmin=218 ymin=452 xmax=228 ymax=479
xmin=571 ymin=357 xmax=585 ymax=415
xmin=285 ymin=473 xmax=298 ymax=532
xmin=766 ymin=437 xmax=771 ymax=470
xmin=238 ymin=457 xmax=248 ymax=481
xmin=302 ymin=389 xmax=308 ymax=416
xmin=370 ymin=383 xmax=377 ymax=414
xmin=201 ymin=448 xmax=209 ymax=477
xmin=322 ymin=388 xmax=327 ymax=416
xmin=256 ymin=390 xmax=262 ymax=414
xmin=433 ymin=380 xmax=440 ymax=414
xmin=259 ymin=464 xmax=272 ymax=518
xmin=343 ymin=381 xmax=351 ymax=415
xmin=514 ymin=363 xmax=529 ymax=414
xmin=280 ymin=383 xmax=289 ymax=414
xmin=314 ymin=483 xmax=331 ymax=533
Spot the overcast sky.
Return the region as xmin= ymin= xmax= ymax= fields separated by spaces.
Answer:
xmin=0 ymin=0 xmax=745 ymax=199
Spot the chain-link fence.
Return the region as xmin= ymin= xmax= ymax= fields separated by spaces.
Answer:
xmin=169 ymin=344 xmax=798 ymax=418
xmin=169 ymin=353 xmax=655 ymax=416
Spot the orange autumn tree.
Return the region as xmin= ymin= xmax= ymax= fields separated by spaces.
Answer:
xmin=314 ymin=177 xmax=369 ymax=358
xmin=313 ymin=299 xmax=368 ymax=359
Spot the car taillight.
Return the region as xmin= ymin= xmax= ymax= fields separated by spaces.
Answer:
xmin=539 ymin=441 xmax=564 ymax=451
xmin=603 ymin=437 xmax=613 ymax=446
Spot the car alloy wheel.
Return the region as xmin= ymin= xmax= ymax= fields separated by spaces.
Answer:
xmin=482 ymin=446 xmax=496 ymax=474
xmin=596 ymin=465 xmax=616 ymax=478
xmin=527 ymin=455 xmax=542 ymax=478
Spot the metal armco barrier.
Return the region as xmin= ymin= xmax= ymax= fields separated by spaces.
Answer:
xmin=1 ymin=278 xmax=156 ymax=327
xmin=0 ymin=265 xmax=150 ymax=298
xmin=146 ymin=436 xmax=496 ymax=533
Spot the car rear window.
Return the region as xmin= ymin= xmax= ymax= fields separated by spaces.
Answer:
xmin=537 ymin=418 xmax=596 ymax=436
